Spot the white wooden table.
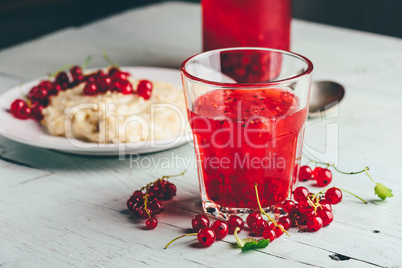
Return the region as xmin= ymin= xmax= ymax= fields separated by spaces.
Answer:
xmin=1 ymin=2 xmax=401 ymax=267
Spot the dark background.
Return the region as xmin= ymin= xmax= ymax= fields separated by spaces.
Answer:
xmin=1 ymin=0 xmax=401 ymax=50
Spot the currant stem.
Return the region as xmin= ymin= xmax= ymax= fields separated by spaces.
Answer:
xmin=234 ymin=227 xmax=242 ymax=247
xmin=307 ymin=159 xmax=367 ymax=175
xmin=337 ymin=187 xmax=368 ymax=204
xmin=143 ymin=194 xmax=152 ymax=218
xmin=254 ymin=183 xmax=289 ymax=237
xmin=102 ymin=51 xmax=118 ymax=67
xmin=160 ymin=169 xmax=187 ymax=181
xmin=81 ymin=55 xmax=93 ymax=69
xmin=364 ymin=169 xmax=377 ymax=184
xmin=164 ymin=233 xmax=197 ymax=249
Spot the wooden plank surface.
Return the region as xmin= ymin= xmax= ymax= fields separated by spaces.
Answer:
xmin=0 ymin=2 xmax=402 ymax=267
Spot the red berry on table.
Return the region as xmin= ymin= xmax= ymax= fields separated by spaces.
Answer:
xmin=137 ymin=80 xmax=153 ymax=100
xmin=262 ymin=229 xmax=276 ymax=242
xmin=325 ymin=187 xmax=343 ymax=204
xmin=278 ymin=216 xmax=291 ymax=230
xmin=315 ymin=168 xmax=332 ymax=187
xmin=306 ymin=216 xmax=323 ymax=232
xmin=297 ymin=200 xmax=314 ymax=215
xmin=148 ymin=199 xmax=164 ymax=215
xmin=210 ymin=220 xmax=229 ymax=240
xmin=317 ymin=210 xmax=333 ymax=226
xmin=246 ymin=212 xmax=263 ymax=229
xmin=252 ymin=219 xmax=268 ymax=236
xmin=299 ymin=165 xmax=313 ymax=181
xmin=83 ymin=83 xmax=99 ymax=96
xmin=138 ymin=205 xmax=153 ymax=219
xmin=132 ymin=190 xmax=144 ymax=197
xmin=148 ymin=185 xmax=163 ymax=197
xmin=317 ymin=200 xmax=332 ymax=212
xmin=197 ymin=227 xmax=216 ymax=247
xmin=269 ymin=223 xmax=284 ymax=238
xmin=145 ymin=217 xmax=158 ymax=230
xmin=312 ymin=167 xmax=323 ymax=179
xmin=282 ymin=200 xmax=297 ymax=213
xmin=162 ymin=182 xmax=177 ymax=200
xmin=126 ymin=196 xmax=137 ymax=211
xmin=227 ymin=215 xmax=244 ymax=234
xmin=191 ymin=214 xmax=210 ymax=232
xmin=10 ymin=99 xmax=31 ymax=119
xmin=293 ymin=186 xmax=310 ymax=202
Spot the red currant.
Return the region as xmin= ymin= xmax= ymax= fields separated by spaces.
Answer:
xmin=83 ymin=83 xmax=99 ymax=96
xmin=197 ymin=227 xmax=216 ymax=247
xmin=132 ymin=190 xmax=144 ymax=197
xmin=108 ymin=66 xmax=120 ymax=76
xmin=162 ymin=182 xmax=177 ymax=200
xmin=297 ymin=200 xmax=314 ymax=215
xmin=96 ymin=76 xmax=112 ymax=92
xmin=246 ymin=212 xmax=263 ymax=229
xmin=312 ymin=167 xmax=323 ymax=179
xmin=325 ymin=187 xmax=343 ymax=204
xmin=145 ymin=217 xmax=158 ymax=230
xmin=148 ymin=199 xmax=164 ymax=215
xmin=55 ymin=71 xmax=69 ymax=84
xmin=10 ymin=99 xmax=30 ymax=119
xmin=315 ymin=168 xmax=332 ymax=187
xmin=282 ymin=200 xmax=297 ymax=213
xmin=191 ymin=214 xmax=210 ymax=232
xmin=148 ymin=185 xmax=163 ymax=197
xmin=210 ymin=220 xmax=229 ymax=240
xmin=112 ymin=71 xmax=130 ymax=81
xmin=227 ymin=215 xmax=244 ymax=234
xmin=137 ymin=80 xmax=152 ymax=100
xmin=252 ymin=219 xmax=268 ymax=236
xmin=29 ymin=101 xmax=44 ymax=121
xmin=317 ymin=210 xmax=333 ymax=226
xmin=269 ymin=223 xmax=284 ymax=238
xmin=317 ymin=200 xmax=332 ymax=212
xmin=278 ymin=216 xmax=291 ymax=230
xmin=138 ymin=205 xmax=153 ymax=219
xmin=293 ymin=186 xmax=310 ymax=202
xmin=306 ymin=216 xmax=323 ymax=232
xmin=299 ymin=165 xmax=313 ymax=181
xmin=262 ymin=229 xmax=276 ymax=242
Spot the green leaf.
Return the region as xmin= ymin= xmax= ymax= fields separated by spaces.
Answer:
xmin=233 ymin=227 xmax=269 ymax=251
xmin=242 ymin=239 xmax=269 ymax=251
xmin=374 ymin=183 xmax=393 ymax=200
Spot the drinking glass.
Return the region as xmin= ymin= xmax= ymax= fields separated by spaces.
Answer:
xmin=181 ymin=48 xmax=313 ymax=219
xmin=202 ymin=0 xmax=292 ymax=51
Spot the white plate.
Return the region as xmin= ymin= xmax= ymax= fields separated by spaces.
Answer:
xmin=0 ymin=67 xmax=192 ymax=156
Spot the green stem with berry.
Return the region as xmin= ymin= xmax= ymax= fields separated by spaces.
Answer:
xmin=307 ymin=159 xmax=393 ymax=200
xmin=164 ymin=233 xmax=197 ymax=249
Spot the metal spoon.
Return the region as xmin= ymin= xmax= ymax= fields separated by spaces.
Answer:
xmin=308 ymin=81 xmax=345 ymax=117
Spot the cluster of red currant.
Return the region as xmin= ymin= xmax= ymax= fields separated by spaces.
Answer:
xmin=299 ymin=165 xmax=333 ymax=186
xmin=127 ymin=171 xmax=185 ymax=230
xmin=9 ymin=64 xmax=153 ymax=121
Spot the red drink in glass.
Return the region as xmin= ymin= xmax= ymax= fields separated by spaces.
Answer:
xmin=181 ymin=48 xmax=313 ymax=218
xmin=202 ymin=0 xmax=292 ymax=51
xmin=189 ymin=88 xmax=307 ymax=209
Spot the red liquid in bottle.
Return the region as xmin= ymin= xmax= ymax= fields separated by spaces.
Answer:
xmin=189 ymin=88 xmax=307 ymax=209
